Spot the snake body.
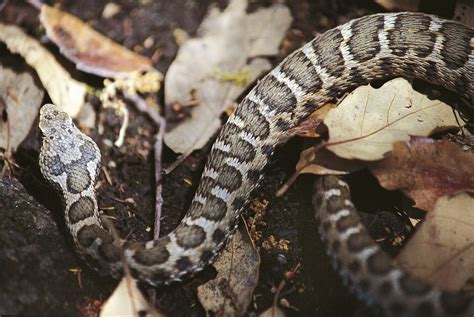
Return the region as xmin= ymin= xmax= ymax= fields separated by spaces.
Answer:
xmin=39 ymin=12 xmax=473 ymax=316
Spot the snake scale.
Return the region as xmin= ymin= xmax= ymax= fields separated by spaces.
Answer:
xmin=38 ymin=12 xmax=473 ymax=316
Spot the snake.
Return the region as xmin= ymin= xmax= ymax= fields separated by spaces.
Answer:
xmin=38 ymin=12 xmax=473 ymax=316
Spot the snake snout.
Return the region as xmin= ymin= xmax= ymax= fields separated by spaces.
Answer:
xmin=39 ymin=104 xmax=73 ymax=136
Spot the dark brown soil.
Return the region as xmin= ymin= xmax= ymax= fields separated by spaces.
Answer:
xmin=0 ymin=0 xmax=463 ymax=316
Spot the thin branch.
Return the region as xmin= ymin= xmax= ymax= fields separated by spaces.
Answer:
xmin=125 ymin=93 xmax=166 ymax=240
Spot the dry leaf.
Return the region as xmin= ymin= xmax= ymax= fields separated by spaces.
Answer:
xmin=259 ymin=306 xmax=286 ymax=317
xmin=276 ymin=146 xmax=363 ymax=197
xmin=370 ymin=137 xmax=474 ymax=211
xmin=0 ymin=23 xmax=86 ymax=117
xmin=296 ymin=147 xmax=364 ymax=176
xmin=101 ymin=275 xmax=163 ymax=317
xmin=164 ymin=0 xmax=292 ymax=154
xmin=197 ymin=222 xmax=260 ymax=316
xmin=40 ymin=4 xmax=153 ymax=78
xmin=0 ymin=61 xmax=44 ymax=151
xmin=324 ymin=78 xmax=459 ymax=161
xmin=288 ymin=103 xmax=335 ymax=137
xmin=454 ymin=0 xmax=474 ymax=27
xmin=374 ymin=0 xmax=419 ymax=11
xmin=396 ymin=193 xmax=474 ymax=291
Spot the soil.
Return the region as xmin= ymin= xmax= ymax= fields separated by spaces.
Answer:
xmin=0 ymin=0 xmax=464 ymax=316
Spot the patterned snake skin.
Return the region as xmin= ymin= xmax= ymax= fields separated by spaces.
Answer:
xmin=39 ymin=12 xmax=473 ymax=316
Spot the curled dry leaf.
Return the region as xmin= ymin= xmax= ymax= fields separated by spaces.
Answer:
xmin=369 ymin=137 xmax=474 ymax=211
xmin=276 ymin=146 xmax=364 ymax=197
xmin=0 ymin=24 xmax=86 ymax=117
xmin=101 ymin=275 xmax=163 ymax=317
xmin=197 ymin=222 xmax=260 ymax=316
xmin=39 ymin=4 xmax=153 ymax=78
xmin=374 ymin=0 xmax=420 ymax=11
xmin=0 ymin=62 xmax=44 ymax=151
xmin=396 ymin=193 xmax=474 ymax=291
xmin=164 ymin=0 xmax=292 ymax=154
xmin=287 ymin=103 xmax=335 ymax=138
xmin=324 ymin=78 xmax=460 ymax=161
xmin=259 ymin=305 xmax=286 ymax=317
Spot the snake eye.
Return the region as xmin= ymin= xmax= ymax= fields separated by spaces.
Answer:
xmin=49 ymin=136 xmax=54 ymax=140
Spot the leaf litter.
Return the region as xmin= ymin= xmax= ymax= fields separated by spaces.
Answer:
xmin=281 ymin=76 xmax=473 ymax=295
xmin=324 ymin=78 xmax=460 ymax=161
xmin=197 ymin=222 xmax=260 ymax=316
xmin=38 ymin=3 xmax=154 ymax=78
xmin=0 ymin=62 xmax=44 ymax=152
xmin=369 ymin=137 xmax=474 ymax=211
xmin=0 ymin=23 xmax=87 ymax=117
xmin=396 ymin=193 xmax=474 ymax=292
xmin=164 ymin=0 xmax=292 ymax=154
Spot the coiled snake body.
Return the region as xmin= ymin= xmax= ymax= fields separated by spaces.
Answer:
xmin=39 ymin=12 xmax=473 ymax=316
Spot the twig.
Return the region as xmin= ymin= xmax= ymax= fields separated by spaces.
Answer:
xmin=124 ymin=93 xmax=166 ymax=240
xmin=271 ymin=263 xmax=301 ymax=315
xmin=0 ymin=0 xmax=10 ymax=12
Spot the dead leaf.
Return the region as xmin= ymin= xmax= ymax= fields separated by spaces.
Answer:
xmin=197 ymin=222 xmax=260 ymax=316
xmin=0 ymin=23 xmax=86 ymax=117
xmin=276 ymin=146 xmax=363 ymax=197
xmin=101 ymin=275 xmax=163 ymax=317
xmin=259 ymin=306 xmax=286 ymax=317
xmin=369 ymin=137 xmax=474 ymax=211
xmin=324 ymin=78 xmax=460 ymax=161
xmin=396 ymin=193 xmax=474 ymax=291
xmin=374 ymin=0 xmax=419 ymax=11
xmin=296 ymin=147 xmax=364 ymax=176
xmin=0 ymin=61 xmax=44 ymax=151
xmin=39 ymin=4 xmax=153 ymax=78
xmin=164 ymin=0 xmax=292 ymax=154
xmin=288 ymin=103 xmax=335 ymax=138
xmin=454 ymin=0 xmax=474 ymax=27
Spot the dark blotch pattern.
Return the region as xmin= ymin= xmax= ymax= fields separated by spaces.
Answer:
xmin=235 ymin=99 xmax=270 ymax=139
xmin=200 ymin=249 xmax=214 ymax=264
xmin=332 ymin=240 xmax=341 ymax=253
xmin=76 ymin=224 xmax=111 ymax=248
xmin=66 ymin=163 xmax=92 ymax=193
xmin=346 ymin=232 xmax=373 ymax=253
xmin=212 ymin=228 xmax=225 ymax=243
xmin=359 ymin=279 xmax=371 ymax=293
xmin=399 ymin=274 xmax=431 ymax=296
xmin=366 ymin=250 xmax=393 ymax=275
xmin=415 ymin=302 xmax=434 ymax=316
xmin=278 ymin=49 xmax=322 ymax=92
xmin=347 ymin=259 xmax=360 ymax=274
xmin=69 ymin=196 xmax=95 ymax=224
xmin=336 ymin=212 xmax=360 ymax=233
xmin=231 ymin=197 xmax=246 ymax=211
xmin=348 ymin=15 xmax=383 ymax=62
xmin=378 ymin=280 xmax=393 ymax=297
xmin=440 ymin=21 xmax=473 ymax=70
xmin=440 ymin=292 xmax=472 ymax=315
xmin=175 ymin=225 xmax=206 ymax=249
xmin=246 ymin=169 xmax=261 ymax=184
xmin=387 ymin=14 xmax=434 ymax=57
xmin=133 ymin=237 xmax=171 ymax=266
xmin=176 ymin=256 xmax=192 ymax=272
xmin=190 ymin=194 xmax=227 ymax=221
xmin=215 ymin=165 xmax=243 ymax=192
xmin=99 ymin=243 xmax=122 ymax=263
xmin=312 ymin=28 xmax=344 ymax=78
xmin=254 ymin=74 xmax=297 ymax=113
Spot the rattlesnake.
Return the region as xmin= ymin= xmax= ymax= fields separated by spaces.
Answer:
xmin=39 ymin=12 xmax=473 ymax=316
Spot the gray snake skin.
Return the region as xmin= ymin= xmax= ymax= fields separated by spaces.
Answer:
xmin=39 ymin=12 xmax=473 ymax=316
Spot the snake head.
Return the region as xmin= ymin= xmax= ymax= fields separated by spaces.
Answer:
xmin=39 ymin=104 xmax=75 ymax=140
